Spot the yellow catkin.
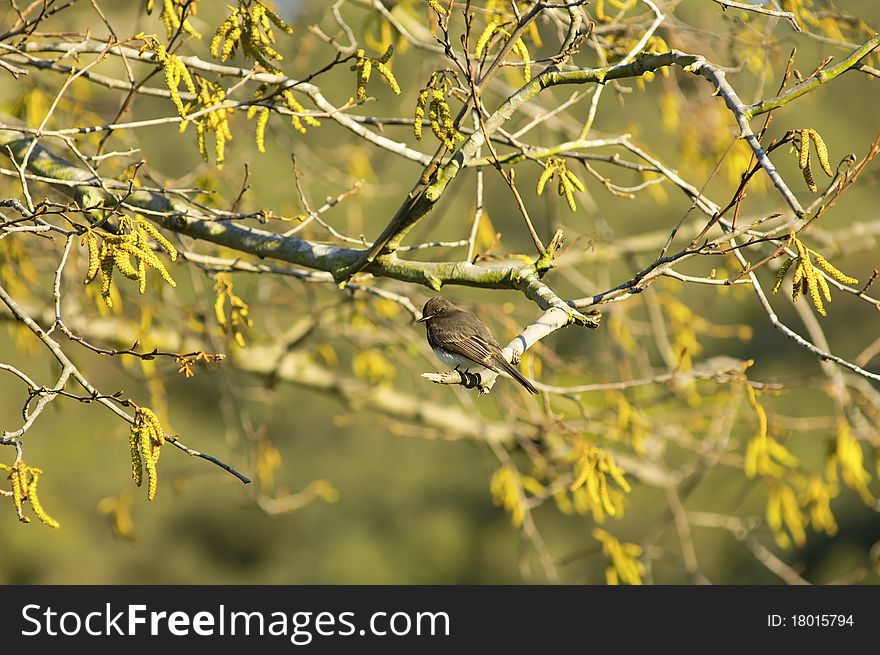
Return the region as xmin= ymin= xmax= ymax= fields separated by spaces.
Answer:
xmin=115 ymin=239 xmax=149 ymax=268
xmin=263 ymin=3 xmax=293 ymax=34
xmin=360 ymin=52 xmax=371 ymax=83
xmin=746 ymin=385 xmax=768 ymax=440
xmin=117 ymin=241 xmax=176 ymax=287
xmin=27 ymin=471 xmax=60 ymax=529
xmin=282 ymin=90 xmax=319 ymax=130
xmin=598 ymin=474 xmax=615 ymax=516
xmin=356 ymin=60 xmax=368 ymax=101
xmin=256 ymin=4 xmax=272 ymax=37
xmin=562 ymin=177 xmax=577 ymax=212
xmin=215 ymin=126 xmax=226 ymax=166
xmin=565 ymin=169 xmax=586 ymax=192
xmin=802 ymin=154 xmax=817 ymax=192
xmin=414 ymin=88 xmax=429 ymax=140
xmin=129 ymin=424 xmax=143 ymax=486
xmin=434 ymin=94 xmax=461 ymax=145
xmin=214 ymin=291 xmax=227 ymax=328
xmin=255 ymin=106 xmax=270 ymax=153
xmin=800 ymin=257 xmax=818 ymax=290
xmin=772 ymin=257 xmax=794 ymax=294
xmin=816 ymin=273 xmax=832 ymax=303
xmin=10 ymin=466 xmax=26 ymax=521
xmin=141 ymin=408 xmax=165 ymax=447
xmin=99 ymin=248 xmax=115 ymax=307
xmin=811 ymin=252 xmax=858 ymax=284
xmin=427 ymin=0 xmax=447 ymax=15
xmin=435 ymin=99 xmax=457 ymax=144
xmin=374 ymin=61 xmax=401 ymax=95
xmin=807 ymin=129 xmax=833 ymax=177
xmin=355 ymin=50 xmax=373 ymax=84
xmin=196 ymin=121 xmax=207 ymax=159
xmin=210 ymin=23 xmax=229 ymax=59
xmin=474 ymin=22 xmax=498 ymax=59
xmin=513 ymin=37 xmax=531 ymax=82
xmin=135 ymin=257 xmax=145 ymax=295
xmin=808 ymin=273 xmax=826 ymax=315
xmin=780 ymin=484 xmax=806 ymax=546
xmin=138 ymin=219 xmax=177 ymax=260
xmin=162 ymin=0 xmax=179 ymax=35
xmin=585 ymin=470 xmax=601 ymax=508
xmin=113 ymin=248 xmax=141 ymax=280
xmin=140 ymin=425 xmax=158 ymax=501
xmin=180 ymin=16 xmax=201 ymax=41
xmin=428 ymin=101 xmax=443 ymax=142
xmin=222 ymin=27 xmax=241 ymax=60
xmin=378 ymin=43 xmax=395 ymax=64
xmin=174 ymin=61 xmax=194 ymax=108
xmin=744 ymin=438 xmax=759 ymax=478
xmin=791 ymin=259 xmax=804 ymax=287
xmin=536 ymin=163 xmax=555 ymax=196
xmin=146 ymin=41 xmax=193 ymax=118
xmin=606 ymin=460 xmax=630 ymax=493
xmin=798 ymin=130 xmax=810 ymax=169
xmin=83 ymin=232 xmax=100 ymax=284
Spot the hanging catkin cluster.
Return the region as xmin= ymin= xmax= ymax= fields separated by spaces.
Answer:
xmin=82 ymin=217 xmax=178 ymax=307
xmin=140 ymin=37 xmax=196 ymax=118
xmin=214 ymin=274 xmax=252 ymax=348
xmin=1 ymin=461 xmax=59 ymax=528
xmin=568 ymin=443 xmax=631 ymax=521
xmin=179 ymin=78 xmax=233 ymax=166
xmin=792 ymin=128 xmax=833 ymax=193
xmin=536 ymin=157 xmax=586 ymax=212
xmin=413 ymin=71 xmax=462 ymax=148
xmin=129 ymin=407 xmax=166 ymax=501
xmin=353 ymin=44 xmax=400 ymax=102
xmin=772 ymin=233 xmax=858 ymax=316
xmin=246 ymin=83 xmax=321 ymax=153
xmin=210 ymin=0 xmax=293 ymax=74
xmin=146 ymin=0 xmax=202 ymax=39
xmin=474 ymin=20 xmax=531 ymax=83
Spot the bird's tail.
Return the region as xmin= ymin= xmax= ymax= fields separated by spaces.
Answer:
xmin=495 ymin=356 xmax=539 ymax=394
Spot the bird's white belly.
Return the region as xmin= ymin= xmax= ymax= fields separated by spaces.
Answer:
xmin=432 ymin=346 xmax=481 ymax=371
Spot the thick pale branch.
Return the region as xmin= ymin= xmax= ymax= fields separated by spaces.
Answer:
xmin=0 ymin=127 xmax=568 ymax=304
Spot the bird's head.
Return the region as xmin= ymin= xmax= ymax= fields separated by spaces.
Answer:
xmin=417 ymin=296 xmax=454 ymax=322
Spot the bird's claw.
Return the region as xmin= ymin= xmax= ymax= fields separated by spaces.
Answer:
xmin=456 ymin=369 xmax=486 ymax=392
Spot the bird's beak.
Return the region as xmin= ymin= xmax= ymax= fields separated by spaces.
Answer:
xmin=417 ymin=315 xmax=429 ymax=323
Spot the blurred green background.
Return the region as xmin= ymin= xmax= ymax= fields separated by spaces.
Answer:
xmin=1 ymin=0 xmax=879 ymax=584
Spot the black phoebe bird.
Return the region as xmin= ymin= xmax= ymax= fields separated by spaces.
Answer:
xmin=418 ymin=296 xmax=538 ymax=394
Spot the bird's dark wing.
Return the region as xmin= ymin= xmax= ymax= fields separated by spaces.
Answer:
xmin=429 ymin=323 xmax=499 ymax=368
